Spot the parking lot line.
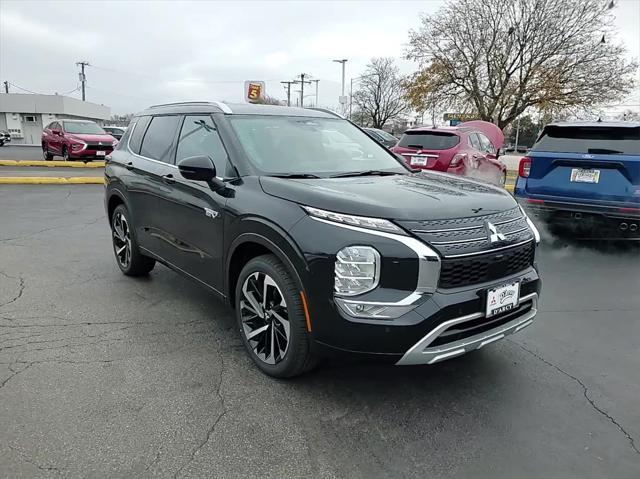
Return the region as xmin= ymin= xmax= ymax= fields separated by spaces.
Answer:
xmin=0 ymin=160 xmax=105 ymax=168
xmin=0 ymin=176 xmax=105 ymax=184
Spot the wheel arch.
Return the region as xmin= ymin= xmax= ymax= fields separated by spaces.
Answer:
xmin=225 ymin=227 xmax=309 ymax=308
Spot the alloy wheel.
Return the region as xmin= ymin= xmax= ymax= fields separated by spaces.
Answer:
xmin=112 ymin=212 xmax=132 ymax=268
xmin=240 ymin=272 xmax=291 ymax=364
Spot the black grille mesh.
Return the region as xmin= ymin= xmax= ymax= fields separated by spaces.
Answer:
xmin=439 ymin=242 xmax=535 ymax=288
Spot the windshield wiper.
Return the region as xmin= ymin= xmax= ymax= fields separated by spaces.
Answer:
xmin=329 ymin=170 xmax=403 ymax=178
xmin=587 ymin=148 xmax=623 ymax=154
xmin=268 ymin=173 xmax=322 ymax=179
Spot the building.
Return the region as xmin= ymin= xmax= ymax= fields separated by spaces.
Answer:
xmin=0 ymin=93 xmax=111 ymax=145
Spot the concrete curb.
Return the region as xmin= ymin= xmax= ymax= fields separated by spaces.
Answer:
xmin=0 ymin=160 xmax=105 ymax=168
xmin=0 ymin=177 xmax=104 ymax=184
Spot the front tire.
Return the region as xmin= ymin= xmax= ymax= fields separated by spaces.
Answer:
xmin=235 ymin=255 xmax=316 ymax=378
xmin=499 ymin=171 xmax=507 ymax=187
xmin=62 ymin=146 xmax=70 ymax=161
xmin=111 ymin=204 xmax=156 ymax=276
xmin=43 ymin=144 xmax=54 ymax=160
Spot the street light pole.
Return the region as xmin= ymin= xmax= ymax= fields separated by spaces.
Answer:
xmin=333 ymin=59 xmax=347 ymax=113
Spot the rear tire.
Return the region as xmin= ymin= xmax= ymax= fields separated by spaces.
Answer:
xmin=111 ymin=204 xmax=156 ymax=276
xmin=235 ymin=254 xmax=316 ymax=378
xmin=43 ymin=144 xmax=54 ymax=161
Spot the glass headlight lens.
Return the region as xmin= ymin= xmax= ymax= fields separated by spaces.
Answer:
xmin=334 ymin=246 xmax=380 ymax=296
xmin=303 ymin=206 xmax=401 ymax=233
xmin=112 ymin=139 xmax=119 ymax=147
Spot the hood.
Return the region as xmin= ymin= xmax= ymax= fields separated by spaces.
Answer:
xmin=259 ymin=172 xmax=517 ymax=221
xmin=460 ymin=120 xmax=504 ymax=149
xmin=67 ymin=133 xmax=115 ymax=143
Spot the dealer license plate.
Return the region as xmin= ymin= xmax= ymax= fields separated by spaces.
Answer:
xmin=97 ymin=151 xmax=106 ymax=156
xmin=486 ymin=281 xmax=520 ymax=317
xmin=570 ymin=168 xmax=600 ymax=183
xmin=411 ymin=155 xmax=428 ymax=166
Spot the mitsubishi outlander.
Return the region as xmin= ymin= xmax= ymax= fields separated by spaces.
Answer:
xmin=104 ymin=102 xmax=541 ymax=378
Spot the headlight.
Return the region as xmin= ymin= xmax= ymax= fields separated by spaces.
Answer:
xmin=71 ymin=141 xmax=86 ymax=151
xmin=112 ymin=139 xmax=119 ymax=147
xmin=334 ymin=246 xmax=380 ymax=296
xmin=303 ymin=206 xmax=402 ymax=233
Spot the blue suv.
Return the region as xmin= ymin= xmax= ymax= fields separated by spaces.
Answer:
xmin=514 ymin=121 xmax=640 ymax=238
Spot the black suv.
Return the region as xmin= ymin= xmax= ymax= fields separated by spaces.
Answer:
xmin=105 ymin=102 xmax=542 ymax=378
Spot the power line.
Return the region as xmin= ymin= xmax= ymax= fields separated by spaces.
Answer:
xmin=7 ymin=82 xmax=40 ymax=94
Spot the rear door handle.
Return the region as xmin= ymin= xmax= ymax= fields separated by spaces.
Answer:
xmin=162 ymin=173 xmax=175 ymax=184
xmin=125 ymin=161 xmax=134 ymax=170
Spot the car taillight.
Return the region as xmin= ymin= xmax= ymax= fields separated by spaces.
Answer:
xmin=519 ymin=157 xmax=532 ymax=178
xmin=449 ymin=153 xmax=467 ymax=168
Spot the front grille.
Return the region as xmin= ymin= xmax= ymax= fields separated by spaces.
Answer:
xmin=85 ymin=143 xmax=112 ymax=151
xmin=439 ymin=241 xmax=535 ymax=288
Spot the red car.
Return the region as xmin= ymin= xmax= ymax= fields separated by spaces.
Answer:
xmin=391 ymin=121 xmax=507 ymax=185
xmin=42 ymin=119 xmax=117 ymax=161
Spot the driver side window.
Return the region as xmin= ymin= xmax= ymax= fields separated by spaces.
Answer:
xmin=176 ymin=115 xmax=230 ymax=177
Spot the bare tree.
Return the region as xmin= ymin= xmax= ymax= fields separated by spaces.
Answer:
xmin=405 ymin=0 xmax=637 ymax=129
xmin=255 ymin=95 xmax=284 ymax=105
xmin=352 ymin=58 xmax=410 ymax=128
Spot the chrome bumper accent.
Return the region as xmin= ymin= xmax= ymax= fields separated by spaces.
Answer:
xmin=396 ymin=293 xmax=538 ymax=366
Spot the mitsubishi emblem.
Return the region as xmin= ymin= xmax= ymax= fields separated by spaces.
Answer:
xmin=485 ymin=221 xmax=506 ymax=243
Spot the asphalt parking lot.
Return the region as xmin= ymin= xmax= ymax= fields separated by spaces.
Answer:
xmin=1 ymin=185 xmax=639 ymax=478
xmin=0 ymin=146 xmax=45 ymax=161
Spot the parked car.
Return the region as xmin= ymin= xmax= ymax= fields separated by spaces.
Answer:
xmin=0 ymin=130 xmax=11 ymax=146
xmin=391 ymin=121 xmax=508 ymax=185
xmin=363 ymin=127 xmax=398 ymax=148
xmin=103 ymin=126 xmax=127 ymax=141
xmin=42 ymin=119 xmax=117 ymax=161
xmin=515 ymin=121 xmax=640 ymax=238
xmin=105 ymin=102 xmax=541 ymax=378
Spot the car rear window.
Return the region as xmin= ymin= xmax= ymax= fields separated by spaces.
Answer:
xmin=398 ymin=131 xmax=459 ymax=150
xmin=532 ymin=126 xmax=640 ymax=155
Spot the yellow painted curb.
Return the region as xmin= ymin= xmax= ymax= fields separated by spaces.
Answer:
xmin=505 ymin=184 xmax=514 ymax=193
xmin=0 ymin=177 xmax=104 ymax=184
xmin=0 ymin=160 xmax=105 ymax=168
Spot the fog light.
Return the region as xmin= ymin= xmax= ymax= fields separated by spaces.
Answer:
xmin=335 ymin=298 xmax=417 ymax=319
xmin=334 ymin=246 xmax=380 ymax=296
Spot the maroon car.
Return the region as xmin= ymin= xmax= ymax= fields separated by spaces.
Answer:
xmin=391 ymin=121 xmax=507 ymax=185
xmin=42 ymin=119 xmax=117 ymax=161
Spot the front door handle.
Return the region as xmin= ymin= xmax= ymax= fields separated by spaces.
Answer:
xmin=162 ymin=173 xmax=175 ymax=184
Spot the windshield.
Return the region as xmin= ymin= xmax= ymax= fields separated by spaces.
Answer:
xmin=374 ymin=129 xmax=398 ymax=142
xmin=398 ymin=131 xmax=460 ymax=150
xmin=533 ymin=126 xmax=640 ymax=155
xmin=63 ymin=121 xmax=106 ymax=135
xmin=228 ymin=115 xmax=407 ymax=176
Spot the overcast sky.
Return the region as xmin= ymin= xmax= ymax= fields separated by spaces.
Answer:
xmin=1 ymin=0 xmax=638 ymax=115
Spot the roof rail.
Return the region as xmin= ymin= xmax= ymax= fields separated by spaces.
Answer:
xmin=306 ymin=107 xmax=345 ymax=119
xmin=148 ymin=100 xmax=232 ymax=114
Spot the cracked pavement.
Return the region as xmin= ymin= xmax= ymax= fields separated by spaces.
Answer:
xmin=1 ymin=185 xmax=639 ymax=478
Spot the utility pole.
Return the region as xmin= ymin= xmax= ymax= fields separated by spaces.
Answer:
xmin=280 ymin=81 xmax=294 ymax=107
xmin=3 ymin=81 xmax=8 ymax=94
xmin=294 ymin=73 xmax=311 ymax=108
xmin=76 ymin=61 xmax=89 ymax=101
xmin=312 ymin=79 xmax=320 ymax=107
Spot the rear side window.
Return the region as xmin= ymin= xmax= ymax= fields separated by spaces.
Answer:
xmin=140 ymin=115 xmax=181 ymax=163
xmin=477 ymin=133 xmax=494 ymax=153
xmin=469 ymin=133 xmax=481 ymax=150
xmin=128 ymin=116 xmax=151 ymax=154
xmin=398 ymin=131 xmax=459 ymax=150
xmin=533 ymin=126 xmax=640 ymax=155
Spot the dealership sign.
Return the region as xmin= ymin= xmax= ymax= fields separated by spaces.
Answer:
xmin=245 ymin=81 xmax=265 ymax=103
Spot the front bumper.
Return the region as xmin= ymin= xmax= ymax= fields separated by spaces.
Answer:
xmin=396 ymin=292 xmax=537 ymax=365
xmin=69 ymin=147 xmax=113 ymax=160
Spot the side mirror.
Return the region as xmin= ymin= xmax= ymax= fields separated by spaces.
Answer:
xmin=178 ymin=155 xmax=216 ymax=182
